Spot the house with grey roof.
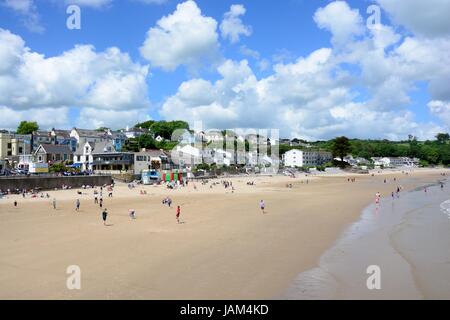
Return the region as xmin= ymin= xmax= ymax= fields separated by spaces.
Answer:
xmin=73 ymin=140 xmax=116 ymax=171
xmin=70 ymin=127 xmax=126 ymax=152
xmin=34 ymin=144 xmax=73 ymax=164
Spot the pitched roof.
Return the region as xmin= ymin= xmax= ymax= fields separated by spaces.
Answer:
xmin=52 ymin=129 xmax=71 ymax=138
xmin=75 ymin=140 xmax=115 ymax=155
xmin=38 ymin=144 xmax=72 ymax=154
xmin=73 ymin=128 xmax=108 ymax=138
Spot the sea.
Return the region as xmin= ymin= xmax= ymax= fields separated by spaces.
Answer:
xmin=282 ymin=178 xmax=450 ymax=299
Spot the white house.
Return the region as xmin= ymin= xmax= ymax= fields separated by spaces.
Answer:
xmin=283 ymin=149 xmax=303 ymax=167
xmin=283 ymin=149 xmax=332 ymax=167
xmin=73 ymin=141 xmax=115 ymax=171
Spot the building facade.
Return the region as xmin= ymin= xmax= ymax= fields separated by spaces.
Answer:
xmin=0 ymin=133 xmax=32 ymax=160
xmin=134 ymin=149 xmax=171 ymax=174
xmin=34 ymin=144 xmax=73 ymax=164
xmin=73 ymin=141 xmax=116 ymax=171
xmin=283 ymin=149 xmax=332 ymax=167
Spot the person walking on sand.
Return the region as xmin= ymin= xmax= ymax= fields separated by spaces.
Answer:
xmin=102 ymin=208 xmax=108 ymax=226
xmin=52 ymin=198 xmax=56 ymax=210
xmin=99 ymin=197 xmax=103 ymax=208
xmin=176 ymin=206 xmax=181 ymax=224
xmin=14 ymin=200 xmax=17 ymax=208
xmin=75 ymin=199 xmax=80 ymax=212
xmin=260 ymin=200 xmax=265 ymax=214
xmin=129 ymin=209 xmax=136 ymax=220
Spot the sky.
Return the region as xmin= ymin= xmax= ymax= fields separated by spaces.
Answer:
xmin=0 ymin=0 xmax=449 ymax=140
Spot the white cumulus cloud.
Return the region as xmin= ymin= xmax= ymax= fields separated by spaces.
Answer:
xmin=313 ymin=1 xmax=364 ymax=47
xmin=220 ymin=4 xmax=252 ymax=44
xmin=140 ymin=0 xmax=219 ymax=71
xmin=0 ymin=28 xmax=151 ymax=130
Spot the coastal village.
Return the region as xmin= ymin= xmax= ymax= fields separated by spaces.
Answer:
xmin=0 ymin=124 xmax=423 ymax=183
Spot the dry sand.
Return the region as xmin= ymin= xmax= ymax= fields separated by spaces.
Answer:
xmin=0 ymin=169 xmax=446 ymax=299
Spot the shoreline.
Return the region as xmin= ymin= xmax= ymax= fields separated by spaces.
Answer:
xmin=0 ymin=168 xmax=448 ymax=299
xmin=282 ymin=178 xmax=450 ymax=299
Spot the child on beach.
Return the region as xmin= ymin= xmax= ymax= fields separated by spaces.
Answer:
xmin=129 ymin=209 xmax=136 ymax=220
xmin=260 ymin=200 xmax=265 ymax=214
xmin=14 ymin=200 xmax=17 ymax=207
xmin=75 ymin=199 xmax=80 ymax=211
xmin=52 ymin=198 xmax=56 ymax=210
xmin=102 ymin=208 xmax=108 ymax=226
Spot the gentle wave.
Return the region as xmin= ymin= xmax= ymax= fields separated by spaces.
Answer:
xmin=440 ymin=200 xmax=450 ymax=219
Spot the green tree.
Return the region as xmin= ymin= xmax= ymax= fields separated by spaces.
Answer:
xmin=136 ymin=134 xmax=156 ymax=150
xmin=331 ymin=136 xmax=352 ymax=161
xmin=134 ymin=120 xmax=156 ymax=130
xmin=134 ymin=120 xmax=190 ymax=140
xmin=17 ymin=121 xmax=39 ymax=135
xmin=436 ymin=133 xmax=450 ymax=144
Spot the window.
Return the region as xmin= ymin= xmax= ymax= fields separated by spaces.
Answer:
xmin=19 ymin=147 xmax=23 ymax=153
xmin=7 ymin=143 xmax=11 ymax=149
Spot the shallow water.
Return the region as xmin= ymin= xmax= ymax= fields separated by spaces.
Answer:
xmin=282 ymin=179 xmax=450 ymax=300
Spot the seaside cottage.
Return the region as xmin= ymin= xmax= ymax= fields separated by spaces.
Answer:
xmin=73 ymin=141 xmax=115 ymax=172
xmin=34 ymin=144 xmax=73 ymax=164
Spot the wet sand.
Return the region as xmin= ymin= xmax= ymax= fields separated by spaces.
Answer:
xmin=0 ymin=169 xmax=446 ymax=299
xmin=283 ymin=178 xmax=450 ymax=299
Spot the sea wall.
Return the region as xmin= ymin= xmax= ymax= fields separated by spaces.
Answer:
xmin=0 ymin=175 xmax=113 ymax=191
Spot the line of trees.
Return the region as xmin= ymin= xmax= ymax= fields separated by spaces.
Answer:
xmin=134 ymin=120 xmax=190 ymax=140
xmin=319 ymin=134 xmax=450 ymax=166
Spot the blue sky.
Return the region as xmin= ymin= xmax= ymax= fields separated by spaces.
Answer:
xmin=0 ymin=0 xmax=449 ymax=140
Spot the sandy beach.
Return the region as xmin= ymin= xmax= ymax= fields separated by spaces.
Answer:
xmin=0 ymin=168 xmax=447 ymax=299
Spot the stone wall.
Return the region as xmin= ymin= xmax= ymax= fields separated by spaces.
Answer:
xmin=0 ymin=175 xmax=113 ymax=191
